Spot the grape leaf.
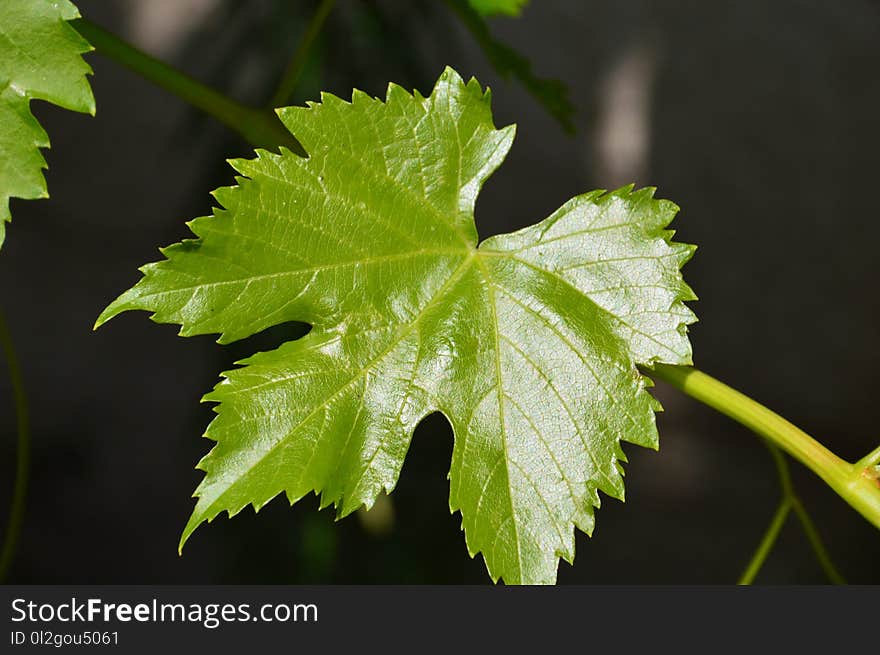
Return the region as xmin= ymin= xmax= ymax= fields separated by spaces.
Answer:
xmin=96 ymin=68 xmax=695 ymax=584
xmin=468 ymin=0 xmax=529 ymax=17
xmin=0 ymin=0 xmax=94 ymax=248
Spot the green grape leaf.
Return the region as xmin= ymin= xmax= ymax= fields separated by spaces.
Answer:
xmin=97 ymin=68 xmax=695 ymax=584
xmin=445 ymin=0 xmax=574 ymax=132
xmin=0 ymin=0 xmax=94 ymax=248
xmin=468 ymin=0 xmax=529 ymax=17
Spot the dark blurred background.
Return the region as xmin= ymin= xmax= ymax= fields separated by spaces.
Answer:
xmin=1 ymin=0 xmax=879 ymax=584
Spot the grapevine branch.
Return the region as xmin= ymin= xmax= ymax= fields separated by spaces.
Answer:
xmin=72 ymin=18 xmax=304 ymax=154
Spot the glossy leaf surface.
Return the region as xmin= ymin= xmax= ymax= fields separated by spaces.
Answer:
xmin=0 ymin=0 xmax=94 ymax=248
xmin=98 ymin=68 xmax=696 ymax=584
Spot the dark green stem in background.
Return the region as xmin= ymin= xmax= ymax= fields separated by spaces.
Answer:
xmin=73 ymin=18 xmax=304 ymax=154
xmin=0 ymin=311 xmax=30 ymax=582
xmin=269 ymin=0 xmax=336 ymax=109
xmin=651 ymin=364 xmax=880 ymax=532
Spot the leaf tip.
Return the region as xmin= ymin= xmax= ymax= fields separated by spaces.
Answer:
xmin=177 ymin=531 xmax=190 ymax=556
xmin=93 ymin=301 xmax=121 ymax=330
xmin=439 ymin=65 xmax=465 ymax=85
xmin=500 ymin=121 xmax=517 ymax=142
xmin=94 ymin=282 xmax=145 ymax=330
xmin=180 ymin=508 xmax=206 ymax=554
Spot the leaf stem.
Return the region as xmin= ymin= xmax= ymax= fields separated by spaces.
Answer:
xmin=72 ymin=18 xmax=303 ymax=153
xmin=649 ymin=364 xmax=880 ymax=532
xmin=761 ymin=441 xmax=845 ymax=581
xmin=0 ymin=311 xmax=30 ymax=582
xmin=737 ymin=498 xmax=790 ymax=585
xmin=790 ymin=495 xmax=846 ymax=584
xmin=740 ymin=441 xmax=846 ymax=584
xmin=269 ymin=0 xmax=336 ymax=109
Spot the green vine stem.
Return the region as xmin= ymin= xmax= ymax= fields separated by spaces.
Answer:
xmin=269 ymin=0 xmax=336 ymax=109
xmin=72 ymin=18 xmax=303 ymax=154
xmin=651 ymin=364 xmax=880 ymax=533
xmin=0 ymin=311 xmax=30 ymax=582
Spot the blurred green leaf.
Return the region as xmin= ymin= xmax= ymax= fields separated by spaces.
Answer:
xmin=446 ymin=0 xmax=574 ymax=132
xmin=468 ymin=0 xmax=529 ymax=17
